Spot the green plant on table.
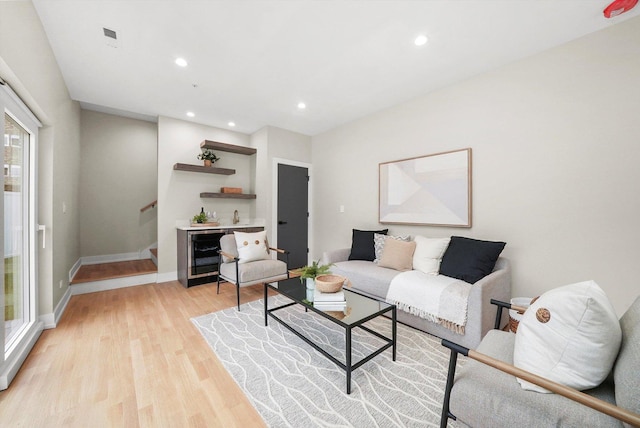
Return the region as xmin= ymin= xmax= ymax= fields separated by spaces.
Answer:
xmin=299 ymin=260 xmax=333 ymax=282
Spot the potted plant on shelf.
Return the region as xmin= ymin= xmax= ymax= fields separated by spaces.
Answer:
xmin=299 ymin=260 xmax=333 ymax=300
xmin=197 ymin=149 xmax=220 ymax=167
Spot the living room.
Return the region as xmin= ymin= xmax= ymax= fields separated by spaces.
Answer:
xmin=1 ymin=1 xmax=639 ymax=426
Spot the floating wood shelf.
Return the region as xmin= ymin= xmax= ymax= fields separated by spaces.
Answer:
xmin=173 ymin=163 xmax=235 ymax=175
xmin=200 ymin=140 xmax=257 ymax=156
xmin=200 ymin=192 xmax=257 ymax=199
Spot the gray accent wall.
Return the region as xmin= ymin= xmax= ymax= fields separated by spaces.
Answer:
xmin=79 ymin=110 xmax=158 ymax=257
xmin=0 ymin=1 xmax=81 ymax=315
xmin=311 ymin=16 xmax=640 ymax=316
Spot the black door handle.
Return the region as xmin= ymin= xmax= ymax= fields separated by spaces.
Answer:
xmin=278 ymin=221 xmax=287 ymax=225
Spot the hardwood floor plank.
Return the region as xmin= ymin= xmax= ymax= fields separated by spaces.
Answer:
xmin=0 ymin=281 xmax=267 ymax=427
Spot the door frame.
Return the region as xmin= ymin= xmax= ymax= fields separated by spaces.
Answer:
xmin=271 ymin=158 xmax=312 ymax=266
xmin=0 ymin=83 xmax=43 ymax=390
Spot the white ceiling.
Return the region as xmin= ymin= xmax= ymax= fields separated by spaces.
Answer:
xmin=32 ymin=0 xmax=640 ymax=136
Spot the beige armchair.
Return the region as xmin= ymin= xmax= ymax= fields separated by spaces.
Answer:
xmin=217 ymin=233 xmax=289 ymax=310
xmin=440 ymin=297 xmax=640 ymax=427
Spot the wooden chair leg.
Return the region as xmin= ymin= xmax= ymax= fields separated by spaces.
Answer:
xmin=236 ymin=283 xmax=241 ymax=311
xmin=217 ymin=276 xmax=221 ymax=295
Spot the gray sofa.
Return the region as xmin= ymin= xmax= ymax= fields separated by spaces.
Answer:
xmin=441 ymin=296 xmax=640 ymax=427
xmin=321 ymin=248 xmax=511 ymax=349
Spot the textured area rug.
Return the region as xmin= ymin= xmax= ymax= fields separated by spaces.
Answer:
xmin=191 ymin=296 xmax=464 ymax=427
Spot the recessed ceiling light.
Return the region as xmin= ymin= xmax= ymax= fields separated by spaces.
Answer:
xmin=414 ymin=35 xmax=428 ymax=46
xmin=186 ymin=111 xmax=195 ymax=117
xmin=297 ymin=102 xmax=306 ymax=110
xmin=175 ymin=57 xmax=188 ymax=67
xmin=228 ymin=122 xmax=236 ymax=127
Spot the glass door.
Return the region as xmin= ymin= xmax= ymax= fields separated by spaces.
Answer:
xmin=0 ymin=84 xmax=40 ymax=390
xmin=4 ymin=113 xmax=31 ymax=349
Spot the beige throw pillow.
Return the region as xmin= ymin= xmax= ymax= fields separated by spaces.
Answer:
xmin=373 ymin=233 xmax=412 ymax=263
xmin=378 ymin=238 xmax=416 ymax=271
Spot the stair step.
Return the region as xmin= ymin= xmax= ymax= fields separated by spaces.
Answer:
xmin=71 ymin=259 xmax=157 ymax=284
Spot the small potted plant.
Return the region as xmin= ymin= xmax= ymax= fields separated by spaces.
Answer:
xmin=299 ymin=260 xmax=333 ymax=300
xmin=192 ymin=211 xmax=208 ymax=224
xmin=197 ymin=149 xmax=220 ymax=167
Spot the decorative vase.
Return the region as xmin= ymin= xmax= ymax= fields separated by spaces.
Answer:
xmin=203 ymin=159 xmax=212 ymax=167
xmin=306 ymin=277 xmax=315 ymax=302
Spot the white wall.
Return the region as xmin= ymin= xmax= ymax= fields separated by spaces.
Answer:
xmin=79 ymin=110 xmax=158 ymax=257
xmin=312 ymin=16 xmax=640 ymax=315
xmin=0 ymin=1 xmax=81 ymax=314
xmin=157 ymin=120 xmax=313 ymax=278
xmin=157 ymin=116 xmax=252 ymax=277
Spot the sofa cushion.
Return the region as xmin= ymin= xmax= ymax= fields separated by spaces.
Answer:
xmin=412 ymin=235 xmax=450 ymax=275
xmin=513 ymin=281 xmax=621 ymax=393
xmin=378 ymin=238 xmax=416 ymax=271
xmin=348 ymin=228 xmax=388 ymax=261
xmin=330 ymin=260 xmax=400 ymax=299
xmin=219 ymin=259 xmax=287 ymax=284
xmin=439 ymin=236 xmax=505 ymax=284
xmin=373 ymin=233 xmax=411 ymax=263
xmin=614 ymin=297 xmax=640 ymax=420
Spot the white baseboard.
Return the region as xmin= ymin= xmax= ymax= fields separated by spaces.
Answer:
xmin=69 ymin=258 xmax=82 ymax=282
xmin=156 ymin=271 xmax=178 ymax=284
xmin=40 ymin=287 xmax=72 ymax=329
xmin=0 ymin=320 xmax=43 ymax=390
xmin=81 ymin=251 xmax=141 ymax=265
xmin=70 ymin=273 xmax=158 ymax=295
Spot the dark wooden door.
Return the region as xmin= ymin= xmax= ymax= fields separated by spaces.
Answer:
xmin=277 ymin=164 xmax=308 ymax=269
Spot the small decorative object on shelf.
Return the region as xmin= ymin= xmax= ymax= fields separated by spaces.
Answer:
xmin=197 ymin=148 xmax=220 ymax=167
xmin=221 ymin=187 xmax=242 ymax=194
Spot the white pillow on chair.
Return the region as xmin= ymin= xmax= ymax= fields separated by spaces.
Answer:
xmin=234 ymin=231 xmax=270 ymax=264
xmin=513 ymin=280 xmax=621 ymax=393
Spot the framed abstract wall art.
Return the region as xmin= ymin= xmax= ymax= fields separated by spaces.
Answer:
xmin=379 ymin=148 xmax=472 ymax=227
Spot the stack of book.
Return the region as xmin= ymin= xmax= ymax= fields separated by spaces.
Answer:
xmin=313 ymin=288 xmax=347 ymax=311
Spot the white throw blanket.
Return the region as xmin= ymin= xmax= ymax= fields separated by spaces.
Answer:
xmin=386 ymin=270 xmax=471 ymax=334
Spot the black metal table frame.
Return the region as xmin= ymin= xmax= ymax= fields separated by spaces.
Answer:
xmin=264 ymin=282 xmax=397 ymax=394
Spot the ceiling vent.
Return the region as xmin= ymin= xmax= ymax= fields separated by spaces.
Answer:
xmin=103 ymin=27 xmax=119 ymax=48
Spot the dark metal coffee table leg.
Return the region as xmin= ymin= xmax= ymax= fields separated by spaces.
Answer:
xmin=346 ymin=327 xmax=352 ymax=394
xmin=392 ymin=306 xmax=397 ymax=361
xmin=264 ymin=283 xmax=268 ymax=326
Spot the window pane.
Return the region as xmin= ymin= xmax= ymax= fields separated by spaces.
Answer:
xmin=4 ymin=113 xmax=28 ymax=347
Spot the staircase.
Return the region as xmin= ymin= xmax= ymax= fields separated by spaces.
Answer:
xmin=70 ymin=258 xmax=158 ymax=295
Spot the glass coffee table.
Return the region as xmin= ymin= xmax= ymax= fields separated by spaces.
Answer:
xmin=264 ymin=277 xmax=396 ymax=394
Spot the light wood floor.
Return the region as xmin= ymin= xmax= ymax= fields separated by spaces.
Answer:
xmin=0 ymin=280 xmax=270 ymax=427
xmin=71 ymin=260 xmax=158 ymax=284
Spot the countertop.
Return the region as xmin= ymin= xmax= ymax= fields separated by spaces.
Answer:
xmin=176 ymin=222 xmax=265 ymax=231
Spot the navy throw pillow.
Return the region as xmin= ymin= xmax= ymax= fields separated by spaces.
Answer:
xmin=348 ymin=229 xmax=388 ymax=261
xmin=439 ymin=236 xmax=506 ymax=284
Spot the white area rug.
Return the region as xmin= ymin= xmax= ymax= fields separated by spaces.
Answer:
xmin=191 ymin=296 xmax=464 ymax=427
